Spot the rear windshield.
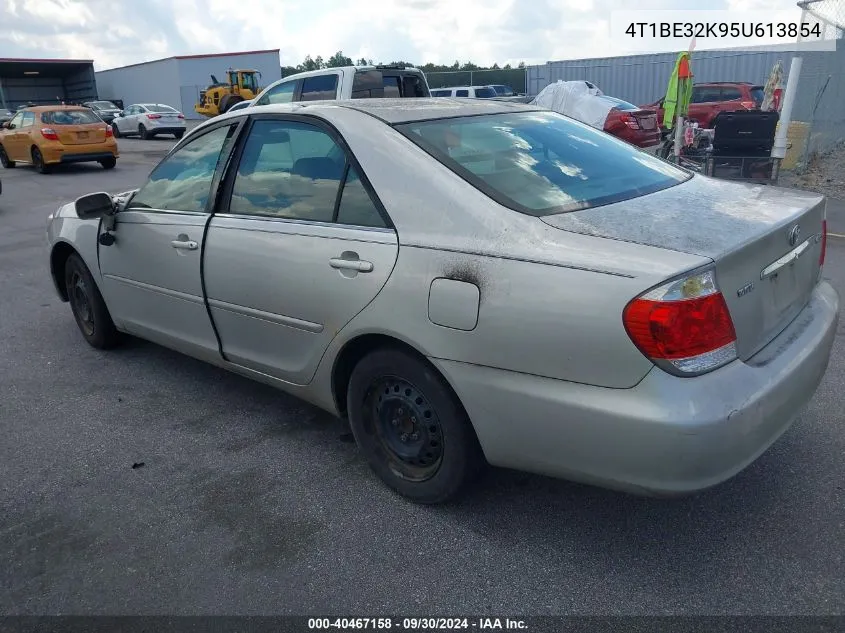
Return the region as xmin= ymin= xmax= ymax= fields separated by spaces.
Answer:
xmin=750 ymin=86 xmax=765 ymax=106
xmin=474 ymin=87 xmax=497 ymax=98
xmin=397 ymin=111 xmax=690 ymax=216
xmin=352 ymin=71 xmax=429 ymax=98
xmin=41 ymin=110 xmax=102 ymax=125
xmin=146 ymin=104 xmax=178 ymax=113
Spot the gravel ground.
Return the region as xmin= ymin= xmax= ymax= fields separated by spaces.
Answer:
xmin=780 ymin=143 xmax=845 ymax=201
xmin=0 ymin=133 xmax=843 ymax=617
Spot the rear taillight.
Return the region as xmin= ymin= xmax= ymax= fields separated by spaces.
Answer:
xmin=623 ymin=269 xmax=738 ymax=375
xmin=105 ymin=126 xmax=113 ymax=138
xmin=621 ymin=113 xmax=640 ymax=129
xmin=147 ymin=113 xmax=161 ymax=119
xmin=40 ymin=127 xmax=59 ymax=140
xmin=740 ymin=100 xmax=756 ymax=109
xmin=820 ymin=219 xmax=827 ymax=268
xmin=178 ymin=114 xmax=185 ymax=119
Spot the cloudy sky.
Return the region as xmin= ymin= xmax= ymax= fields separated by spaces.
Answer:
xmin=2 ymin=0 xmax=807 ymax=70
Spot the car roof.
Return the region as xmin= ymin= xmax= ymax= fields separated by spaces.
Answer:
xmin=20 ymin=105 xmax=90 ymax=112
xmin=239 ymin=97 xmax=543 ymax=125
xmin=270 ymin=65 xmax=425 ymax=82
xmin=437 ymin=85 xmax=495 ymax=91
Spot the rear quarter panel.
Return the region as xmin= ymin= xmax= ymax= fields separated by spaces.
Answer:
xmin=315 ymin=107 xmax=713 ymax=389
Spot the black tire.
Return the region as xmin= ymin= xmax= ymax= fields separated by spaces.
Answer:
xmin=111 ymin=123 xmax=121 ymax=138
xmin=346 ymin=348 xmax=485 ymax=504
xmin=64 ymin=253 xmax=122 ymax=349
xmin=0 ymin=145 xmax=15 ymax=168
xmin=174 ymin=131 xmax=184 ymax=139
xmin=219 ymin=95 xmax=242 ymax=114
xmin=138 ymin=124 xmax=150 ymax=140
xmin=100 ymin=157 xmax=117 ymax=170
xmin=31 ymin=146 xmax=50 ymax=174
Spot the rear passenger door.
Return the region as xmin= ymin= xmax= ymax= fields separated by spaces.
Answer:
xmin=202 ymin=115 xmax=398 ymax=385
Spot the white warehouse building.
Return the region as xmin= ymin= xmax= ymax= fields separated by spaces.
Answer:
xmin=94 ymin=49 xmax=282 ymax=120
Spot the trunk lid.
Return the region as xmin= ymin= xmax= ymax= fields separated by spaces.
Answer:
xmin=55 ymin=123 xmax=108 ymax=145
xmin=541 ymin=176 xmax=826 ymax=360
xmin=633 ymin=110 xmax=658 ymax=130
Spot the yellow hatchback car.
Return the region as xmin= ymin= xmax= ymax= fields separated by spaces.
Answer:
xmin=0 ymin=106 xmax=118 ymax=174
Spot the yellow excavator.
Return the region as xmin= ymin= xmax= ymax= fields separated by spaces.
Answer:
xmin=195 ymin=69 xmax=262 ymax=117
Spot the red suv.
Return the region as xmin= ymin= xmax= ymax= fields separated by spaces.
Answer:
xmin=641 ymin=82 xmax=764 ymax=129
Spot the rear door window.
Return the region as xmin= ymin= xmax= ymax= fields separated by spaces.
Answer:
xmin=398 ymin=111 xmax=689 ymax=216
xmin=691 ymin=87 xmax=721 ymax=103
xmin=228 ymin=119 xmax=345 ymax=222
xmin=21 ymin=112 xmax=35 ymax=127
xmin=474 ymin=87 xmax=497 ymax=98
xmin=750 ymin=86 xmax=765 ymax=106
xmin=720 ymin=87 xmax=742 ymax=101
xmin=456 ymin=90 xmax=469 ymax=97
xmin=300 ymin=74 xmax=339 ymax=101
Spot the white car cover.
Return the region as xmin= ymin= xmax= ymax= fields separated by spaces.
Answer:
xmin=530 ymin=80 xmax=615 ymax=130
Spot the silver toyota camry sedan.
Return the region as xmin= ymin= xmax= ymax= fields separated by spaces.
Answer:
xmin=46 ymin=98 xmax=840 ymax=504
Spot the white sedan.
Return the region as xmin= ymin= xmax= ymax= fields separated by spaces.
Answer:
xmin=112 ymin=103 xmax=186 ymax=140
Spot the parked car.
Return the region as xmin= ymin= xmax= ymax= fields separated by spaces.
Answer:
xmin=253 ymin=65 xmax=430 ymax=106
xmin=531 ymin=81 xmax=660 ymax=147
xmin=82 ymin=100 xmax=123 ymax=124
xmin=600 ymin=96 xmax=661 ymax=148
xmin=429 ymin=86 xmax=498 ymax=98
xmin=642 ymin=82 xmax=765 ymax=129
xmin=0 ymin=105 xmax=117 ymax=173
xmin=0 ymin=109 xmax=13 ymax=124
xmin=47 ymin=99 xmax=837 ymax=504
xmin=112 ymin=103 xmax=186 ymax=139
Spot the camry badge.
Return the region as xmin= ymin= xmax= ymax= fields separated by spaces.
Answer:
xmin=788 ymin=224 xmax=801 ymax=247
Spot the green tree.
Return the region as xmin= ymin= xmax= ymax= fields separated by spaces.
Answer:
xmin=327 ymin=51 xmax=354 ymax=68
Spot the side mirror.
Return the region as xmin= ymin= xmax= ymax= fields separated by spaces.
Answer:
xmin=74 ymin=192 xmax=115 ymax=220
xmin=2 ymin=122 xmax=11 ymax=129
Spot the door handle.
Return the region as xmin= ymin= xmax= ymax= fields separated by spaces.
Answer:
xmin=329 ymin=257 xmax=373 ymax=273
xmin=171 ymin=239 xmax=198 ymax=250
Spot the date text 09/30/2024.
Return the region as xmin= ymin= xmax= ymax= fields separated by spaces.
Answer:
xmin=308 ymin=618 xmax=528 ymax=630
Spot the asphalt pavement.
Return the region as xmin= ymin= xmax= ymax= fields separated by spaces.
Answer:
xmin=0 ymin=136 xmax=843 ymax=616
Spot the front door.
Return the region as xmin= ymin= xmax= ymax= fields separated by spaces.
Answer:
xmin=202 ymin=116 xmax=398 ymax=385
xmin=98 ymin=121 xmax=242 ymax=360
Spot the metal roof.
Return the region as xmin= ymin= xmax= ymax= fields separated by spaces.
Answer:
xmin=97 ymin=49 xmax=280 ymax=72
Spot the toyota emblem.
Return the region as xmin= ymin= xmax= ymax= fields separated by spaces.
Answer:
xmin=788 ymin=224 xmax=801 ymax=247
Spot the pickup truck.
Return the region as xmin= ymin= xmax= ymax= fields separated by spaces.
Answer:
xmin=252 ymin=65 xmax=431 ymax=106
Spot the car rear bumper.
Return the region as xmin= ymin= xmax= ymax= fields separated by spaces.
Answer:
xmin=145 ymin=126 xmax=184 ymax=135
xmin=433 ymin=281 xmax=839 ymax=495
xmin=43 ymin=142 xmax=118 ymax=164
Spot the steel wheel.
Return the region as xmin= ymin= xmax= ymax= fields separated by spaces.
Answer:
xmin=367 ymin=376 xmax=444 ymax=482
xmin=62 ymin=253 xmax=122 ymax=349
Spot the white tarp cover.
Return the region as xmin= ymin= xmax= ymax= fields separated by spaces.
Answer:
xmin=530 ymin=80 xmax=614 ymax=130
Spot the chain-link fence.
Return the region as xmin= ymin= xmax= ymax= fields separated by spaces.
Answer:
xmin=791 ymin=0 xmax=845 ymax=168
xmin=425 ymin=69 xmax=528 ymax=94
